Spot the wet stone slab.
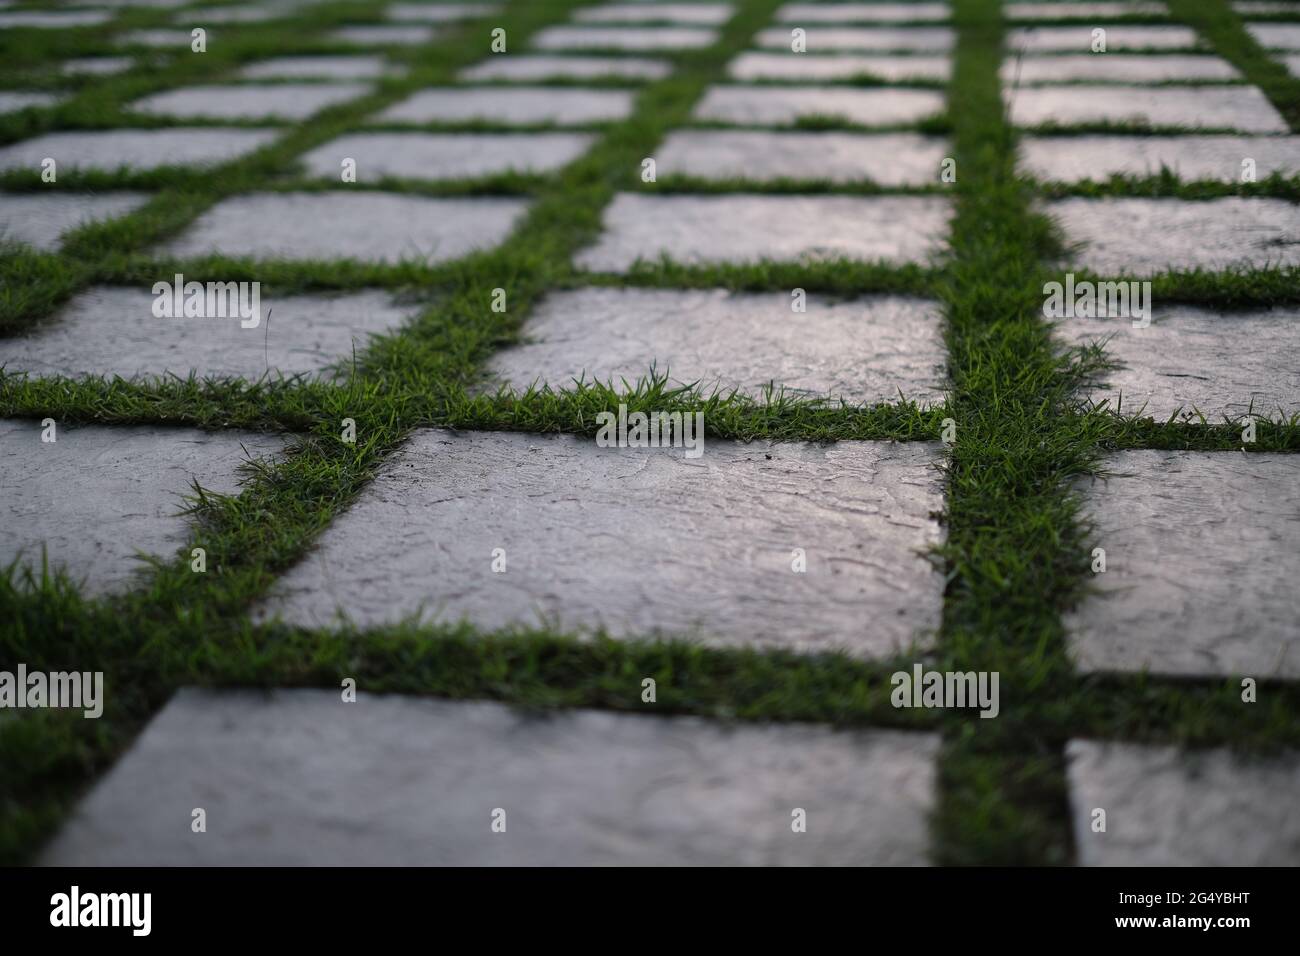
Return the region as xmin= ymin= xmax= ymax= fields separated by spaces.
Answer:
xmin=531 ymin=26 xmax=718 ymax=50
xmin=240 ymin=55 xmax=400 ymax=80
xmin=161 ymin=192 xmax=527 ymax=265
xmin=728 ymin=51 xmax=951 ymax=81
xmin=0 ymin=128 xmax=280 ymax=173
xmin=301 ymin=132 xmax=594 ymax=181
xmin=755 ymin=26 xmax=954 ymax=51
xmin=775 ymin=3 xmax=951 ymax=23
xmin=487 ymin=288 xmax=947 ymax=404
xmin=693 ymin=85 xmax=947 ymax=125
xmin=656 ymin=129 xmax=949 ymax=185
xmin=1247 ymin=22 xmax=1300 ymax=49
xmin=1049 ymin=197 xmax=1300 ymax=274
xmin=1067 ymin=740 xmax=1300 ymax=865
xmin=40 ymin=690 xmax=941 ymax=865
xmin=0 ymin=192 xmax=149 ymax=251
xmin=1005 ymin=1 xmax=1169 ymax=17
xmin=1020 ymin=133 xmax=1300 ymax=182
xmin=1006 ymin=85 xmax=1289 ymax=132
xmin=0 ymin=421 xmax=283 ymax=595
xmin=130 ymin=83 xmax=367 ymax=121
xmin=329 ymin=24 xmax=436 ymax=45
xmin=576 ymin=194 xmax=952 ymax=271
xmin=1002 ymin=53 xmax=1240 ymax=83
xmin=1006 ymin=25 xmax=1201 ymax=51
xmin=0 ymin=92 xmax=60 ymax=113
xmin=378 ymin=87 xmax=635 ymax=125
xmin=259 ymin=429 xmax=946 ymax=657
xmin=1065 ymin=450 xmax=1300 ymax=678
xmin=0 ymin=288 xmax=416 ymax=382
xmin=575 ymin=3 xmax=734 ymax=25
xmin=459 ymin=55 xmax=672 ymax=81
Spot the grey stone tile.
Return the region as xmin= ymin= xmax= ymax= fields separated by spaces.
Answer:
xmin=460 ymin=54 xmax=672 ymax=81
xmin=1019 ymin=134 xmax=1300 ymax=182
xmin=239 ymin=55 xmax=400 ymax=80
xmin=0 ymin=128 xmax=280 ymax=173
xmin=175 ymin=5 xmax=280 ymax=24
xmin=577 ymin=193 xmax=952 ymax=271
xmin=694 ymin=84 xmax=947 ymax=125
xmin=40 ymin=689 xmax=942 ymax=865
xmin=755 ymin=26 xmax=955 ymax=51
xmin=488 ymin=288 xmax=946 ymax=404
xmin=260 ymin=429 xmax=946 ymax=656
xmin=1003 ymin=53 xmax=1240 ymax=83
xmin=1288 ymin=53 xmax=1300 ymax=77
xmin=657 ymin=129 xmax=950 ymax=185
xmin=378 ymin=87 xmax=635 ymax=124
xmin=300 ymin=131 xmax=594 ymax=180
xmin=161 ymin=192 xmax=527 ymax=265
xmin=1234 ymin=0 xmax=1300 ymax=13
xmin=329 ymin=24 xmax=436 ymax=45
xmin=1066 ymin=450 xmax=1300 ymax=678
xmin=130 ymin=83 xmax=367 ymax=121
xmin=1007 ymin=25 xmax=1201 ymax=51
xmin=387 ymin=3 xmax=500 ymax=22
xmin=1067 ymin=740 xmax=1300 ymax=865
xmin=62 ymin=56 xmax=135 ymax=77
xmin=1248 ymin=22 xmax=1300 ymax=49
xmin=1049 ymin=197 xmax=1300 ymax=275
xmin=0 ymin=11 xmax=111 ymax=27
xmin=775 ymin=3 xmax=951 ymax=23
xmin=0 ymin=421 xmax=283 ymax=595
xmin=0 ymin=192 xmax=149 ymax=251
xmin=0 ymin=92 xmax=60 ymax=114
xmin=728 ymin=51 xmax=951 ymax=81
xmin=0 ymin=287 xmax=415 ymax=382
xmin=575 ymin=3 xmax=734 ymax=24
xmin=1005 ymin=1 xmax=1168 ymax=18
xmin=532 ymin=26 xmax=718 ymax=50
xmin=1006 ymin=84 xmax=1289 ymax=132
xmin=118 ymin=29 xmax=206 ymax=48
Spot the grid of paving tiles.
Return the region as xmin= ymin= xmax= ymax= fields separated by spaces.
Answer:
xmin=1 ymin=0 xmax=1298 ymax=867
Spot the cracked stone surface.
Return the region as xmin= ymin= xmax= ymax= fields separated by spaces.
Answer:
xmin=1006 ymin=1 xmax=1168 ymax=17
xmin=63 ymin=56 xmax=135 ymax=76
xmin=301 ymin=132 xmax=593 ymax=180
xmin=775 ymin=3 xmax=951 ymax=23
xmin=728 ymin=51 xmax=951 ymax=81
xmin=1020 ymin=134 xmax=1300 ymax=182
xmin=0 ymin=193 xmax=149 ymax=251
xmin=460 ymin=55 xmax=671 ymax=81
xmin=1050 ymin=197 xmax=1300 ymax=274
xmin=40 ymin=689 xmax=941 ymax=865
xmin=0 ymin=287 xmax=416 ymax=382
xmin=1007 ymin=25 xmax=1201 ymax=51
xmin=130 ymin=83 xmax=367 ymax=121
xmin=260 ymin=429 xmax=946 ymax=657
xmin=1065 ymin=450 xmax=1300 ymax=678
xmin=0 ymin=11 xmax=111 ymax=27
xmin=387 ymin=2 xmax=499 ymax=22
xmin=578 ymin=193 xmax=951 ymax=271
xmin=0 ymin=92 xmax=60 ymax=113
xmin=329 ymin=24 xmax=436 ymax=45
xmin=379 ymin=87 xmax=635 ymax=124
xmin=694 ymin=85 xmax=946 ymax=125
xmin=0 ymin=420 xmax=283 ymax=596
xmin=1006 ymin=85 xmax=1289 ymax=132
xmin=532 ymin=26 xmax=718 ymax=50
xmin=161 ymin=192 xmax=527 ymax=265
xmin=1066 ymin=740 xmax=1300 ymax=865
xmin=1057 ymin=304 xmax=1300 ymax=420
xmin=240 ymin=55 xmax=400 ymax=80
xmin=756 ymin=26 xmax=954 ymax=51
xmin=575 ymin=3 xmax=734 ymax=25
xmin=657 ymin=130 xmax=949 ymax=185
xmin=1003 ymin=53 xmax=1240 ymax=83
xmin=487 ymin=288 xmax=946 ymax=404
xmin=1248 ymin=22 xmax=1300 ymax=49
xmin=0 ymin=129 xmax=279 ymax=173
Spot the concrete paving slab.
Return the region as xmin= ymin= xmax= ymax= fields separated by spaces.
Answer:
xmin=1006 ymin=84 xmax=1289 ymax=132
xmin=0 ymin=11 xmax=111 ymax=27
xmin=329 ymin=24 xmax=436 ymax=45
xmin=0 ymin=92 xmax=60 ymax=114
xmin=62 ymin=57 xmax=135 ymax=77
xmin=694 ymin=84 xmax=947 ymax=125
xmin=175 ymin=5 xmax=280 ymax=24
xmin=130 ymin=83 xmax=367 ymax=121
xmin=1003 ymin=53 xmax=1240 ymax=83
xmin=1248 ymin=22 xmax=1300 ymax=49
xmin=775 ymin=4 xmax=951 ymax=23
xmin=1234 ymin=1 xmax=1300 ymax=13
xmin=387 ymin=3 xmax=500 ymax=22
xmin=1007 ymin=25 xmax=1201 ymax=51
xmin=532 ymin=26 xmax=718 ymax=50
xmin=728 ymin=51 xmax=951 ymax=81
xmin=239 ymin=55 xmax=400 ymax=80
xmin=460 ymin=54 xmax=671 ymax=81
xmin=0 ymin=192 xmax=149 ymax=251
xmin=1019 ymin=134 xmax=1300 ymax=182
xmin=1288 ymin=53 xmax=1300 ymax=77
xmin=756 ymin=26 xmax=954 ymax=51
xmin=378 ymin=86 xmax=634 ymax=124
xmin=118 ymin=29 xmax=206 ymax=48
xmin=300 ymin=131 xmax=593 ymax=180
xmin=1005 ymin=2 xmax=1168 ymax=18
xmin=0 ymin=128 xmax=280 ymax=173
xmin=575 ymin=3 xmax=733 ymax=24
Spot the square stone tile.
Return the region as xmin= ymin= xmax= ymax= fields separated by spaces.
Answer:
xmin=1067 ymin=740 xmax=1300 ymax=865
xmin=1248 ymin=22 xmax=1300 ymax=49
xmin=728 ymin=51 xmax=951 ymax=81
xmin=0 ymin=420 xmax=283 ymax=595
xmin=577 ymin=194 xmax=952 ymax=271
xmin=239 ymin=55 xmax=400 ymax=80
xmin=459 ymin=54 xmax=672 ymax=81
xmin=1007 ymin=25 xmax=1201 ymax=51
xmin=694 ymin=85 xmax=947 ymax=125
xmin=161 ymin=192 xmax=527 ymax=265
xmin=378 ymin=87 xmax=634 ymax=124
xmin=300 ymin=131 xmax=594 ymax=180
xmin=657 ymin=129 xmax=949 ymax=185
xmin=1003 ymin=53 xmax=1240 ymax=83
xmin=775 ymin=3 xmax=951 ymax=23
xmin=1066 ymin=450 xmax=1300 ymax=678
xmin=260 ymin=429 xmax=946 ymax=656
xmin=488 ymin=288 xmax=946 ymax=404
xmin=40 ymin=689 xmax=941 ymax=865
xmin=531 ymin=26 xmax=718 ymax=50
xmin=1049 ymin=197 xmax=1300 ymax=274
xmin=62 ymin=56 xmax=135 ymax=77
xmin=0 ymin=288 xmax=415 ymax=382
xmin=0 ymin=92 xmax=60 ymax=114
xmin=387 ymin=3 xmax=499 ymax=22
xmin=755 ymin=26 xmax=955 ymax=51
xmin=1006 ymin=2 xmax=1168 ymax=18
xmin=130 ymin=83 xmax=367 ymax=121
xmin=0 ymin=11 xmax=111 ymax=27
xmin=0 ymin=129 xmax=280 ymax=173
xmin=1006 ymin=85 xmax=1289 ymax=132
xmin=1019 ymin=134 xmax=1300 ymax=182
xmin=330 ymin=24 xmax=436 ymax=45
xmin=575 ymin=3 xmax=734 ymax=25
xmin=1058 ymin=304 xmax=1300 ymax=419
xmin=0 ymin=193 xmax=149 ymax=252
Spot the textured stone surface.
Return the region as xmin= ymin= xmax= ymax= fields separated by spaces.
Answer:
xmin=657 ymin=129 xmax=949 ymax=185
xmin=1059 ymin=305 xmax=1300 ymax=420
xmin=488 ymin=288 xmax=946 ymax=403
xmin=63 ymin=56 xmax=135 ymax=77
xmin=162 ymin=192 xmax=527 ymax=265
xmin=130 ymin=83 xmax=367 ymax=121
xmin=532 ymin=26 xmax=718 ymax=50
xmin=301 ymin=132 xmax=593 ymax=180
xmin=0 ymin=11 xmax=110 ymax=27
xmin=240 ymin=55 xmax=399 ymax=80
xmin=575 ymin=3 xmax=734 ymax=25
xmin=1020 ymin=134 xmax=1300 ymax=182
xmin=0 ymin=92 xmax=59 ymax=113
xmin=756 ymin=26 xmax=954 ymax=51
xmin=460 ymin=55 xmax=671 ymax=81
xmin=379 ymin=87 xmax=634 ymax=124
xmin=1248 ymin=22 xmax=1300 ymax=49
xmin=694 ymin=85 xmax=946 ymax=125
xmin=577 ymin=193 xmax=952 ymax=270
xmin=0 ymin=288 xmax=415 ymax=382
xmin=261 ymin=429 xmax=946 ymax=656
xmin=775 ymin=3 xmax=951 ymax=23
xmin=41 ymin=690 xmax=941 ymax=866
xmin=1007 ymin=25 xmax=1200 ymax=51
xmin=1006 ymin=1 xmax=1168 ymax=18
xmin=1067 ymin=740 xmax=1300 ymax=865
xmin=0 ymin=421 xmax=283 ymax=595
xmin=1006 ymin=85 xmax=1288 ymax=132
xmin=0 ymin=193 xmax=148 ymax=251
xmin=728 ymin=51 xmax=950 ymax=81
xmin=1066 ymin=450 xmax=1300 ymax=678
xmin=1050 ymin=197 xmax=1300 ymax=274
xmin=329 ymin=24 xmax=435 ymax=45
xmin=387 ymin=2 xmax=499 ymax=22
xmin=1003 ymin=53 xmax=1239 ymax=83
xmin=0 ymin=129 xmax=279 ymax=173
